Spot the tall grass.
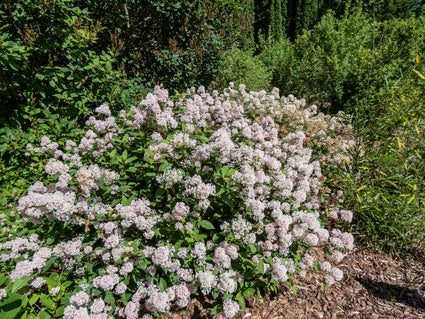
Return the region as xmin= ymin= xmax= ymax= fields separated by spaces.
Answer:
xmin=324 ymin=61 xmax=425 ymax=257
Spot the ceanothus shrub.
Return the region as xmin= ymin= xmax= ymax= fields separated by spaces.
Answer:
xmin=1 ymin=84 xmax=354 ymax=318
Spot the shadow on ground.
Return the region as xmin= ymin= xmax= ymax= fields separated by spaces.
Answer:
xmin=355 ymin=276 xmax=425 ymax=310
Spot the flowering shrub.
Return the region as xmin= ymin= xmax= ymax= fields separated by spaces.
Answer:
xmin=0 ymin=84 xmax=354 ymax=318
xmin=224 ymin=86 xmax=357 ymax=165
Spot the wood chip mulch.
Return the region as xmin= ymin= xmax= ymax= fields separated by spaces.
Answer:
xmin=164 ymin=243 xmax=425 ymax=319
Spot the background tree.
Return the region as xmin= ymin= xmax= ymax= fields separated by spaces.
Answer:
xmin=347 ymin=0 xmax=425 ymax=20
xmin=269 ymin=0 xmax=287 ymax=40
xmin=254 ymin=0 xmax=348 ymax=41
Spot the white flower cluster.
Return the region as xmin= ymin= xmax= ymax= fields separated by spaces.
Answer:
xmin=76 ymin=164 xmax=120 ymax=197
xmin=17 ymin=165 xmax=117 ymax=224
xmin=64 ymin=290 xmax=113 ymax=319
xmin=116 ymin=198 xmax=158 ymax=240
xmin=225 ymin=85 xmax=357 ymax=165
xmin=184 ymin=174 xmax=216 ymax=210
xmin=155 ymin=168 xmax=183 ymax=187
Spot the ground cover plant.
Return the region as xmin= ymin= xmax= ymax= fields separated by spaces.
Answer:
xmin=0 ymin=84 xmax=354 ymax=318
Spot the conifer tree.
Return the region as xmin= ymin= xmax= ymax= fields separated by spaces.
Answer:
xmin=269 ymin=0 xmax=286 ymax=40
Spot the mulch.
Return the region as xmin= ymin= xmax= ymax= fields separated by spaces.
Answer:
xmin=164 ymin=241 xmax=425 ymax=319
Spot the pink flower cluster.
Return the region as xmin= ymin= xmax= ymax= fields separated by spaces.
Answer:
xmin=116 ymin=198 xmax=158 ymax=240
xmin=8 ymin=84 xmax=357 ymax=319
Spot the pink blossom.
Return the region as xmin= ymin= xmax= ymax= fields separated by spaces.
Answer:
xmin=330 ymin=267 xmax=344 ymax=281
xmin=222 ymin=299 xmax=240 ymax=319
xmin=95 ymin=103 xmax=111 ymax=116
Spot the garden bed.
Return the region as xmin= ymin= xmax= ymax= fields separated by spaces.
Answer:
xmin=165 ymin=243 xmax=425 ymax=318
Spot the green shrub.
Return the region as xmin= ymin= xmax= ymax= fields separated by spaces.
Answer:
xmin=0 ymin=0 xmax=128 ymax=126
xmin=323 ymin=61 xmax=425 ymax=256
xmin=74 ymin=0 xmax=254 ymax=92
xmin=216 ymin=47 xmax=271 ymax=91
xmin=258 ymin=37 xmax=295 ymax=93
xmin=258 ymin=9 xmax=425 ymax=115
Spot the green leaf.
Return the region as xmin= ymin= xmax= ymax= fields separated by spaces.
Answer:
xmin=221 ymin=166 xmax=237 ymax=177
xmin=258 ymin=259 xmax=264 ymax=274
xmin=29 ymin=294 xmax=39 ymax=306
xmin=40 ymin=294 xmax=55 ymax=311
xmin=158 ymin=162 xmax=173 ymax=172
xmin=243 ymin=287 xmax=255 ymax=297
xmin=200 ymin=220 xmax=215 ymax=230
xmin=155 ymin=188 xmax=165 ymax=197
xmin=238 ymin=295 xmax=246 ymax=310
xmin=11 ymin=277 xmax=31 ymax=293
xmin=212 ymin=233 xmax=220 ymax=242
xmin=159 ymin=278 xmax=167 ymax=292
xmin=105 ymin=62 xmax=112 ymax=73
xmin=235 ymin=292 xmax=243 ymax=302
xmin=0 ymin=308 xmax=22 ymax=319
xmin=39 ymin=310 xmax=51 ymax=319
xmin=104 ymin=291 xmax=115 ymax=306
xmin=216 ymin=186 xmax=225 ymax=196
xmin=55 ymin=306 xmax=64 ymax=317
xmin=125 ymin=156 xmax=138 ymax=164
xmin=61 ymin=281 xmax=73 ymax=289
xmin=193 ymin=233 xmax=208 ymax=241
xmin=211 ymin=289 xmax=219 ymax=300
xmin=223 ymin=195 xmax=235 ymax=208
xmin=248 ymin=244 xmax=257 ymax=254
xmin=0 ymin=293 xmax=25 ymax=319
xmin=45 ymin=237 xmax=55 ymax=245
xmin=21 ymin=310 xmax=28 ymax=319
xmin=121 ymin=196 xmax=131 ymax=205
xmin=0 ymin=274 xmax=7 ymax=286
xmin=122 ymin=150 xmax=128 ymax=161
xmin=126 ymin=166 xmax=138 ymax=173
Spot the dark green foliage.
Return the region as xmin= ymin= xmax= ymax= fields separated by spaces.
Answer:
xmin=74 ymin=0 xmax=254 ymax=91
xmin=256 ymin=37 xmax=295 ymax=90
xmin=269 ymin=0 xmax=287 ymax=40
xmin=0 ymin=0 xmax=254 ymax=127
xmin=254 ymin=0 xmax=347 ymax=41
xmin=290 ymin=0 xmax=319 ymax=39
xmin=349 ymin=0 xmax=425 ymax=20
xmin=253 ymin=1 xmax=424 ymax=43
xmin=318 ymin=0 xmax=346 ymax=17
xmin=254 ymin=0 xmax=291 ymax=41
xmin=0 ymin=0 xmax=127 ymax=126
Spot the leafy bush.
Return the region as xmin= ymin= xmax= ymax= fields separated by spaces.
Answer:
xmin=0 ymin=85 xmax=354 ymax=318
xmin=323 ymin=61 xmax=425 ymax=256
xmin=216 ymin=48 xmax=271 ymax=91
xmin=0 ymin=0 xmax=253 ymax=127
xmin=0 ymin=0 xmax=128 ymax=125
xmin=0 ymin=111 xmax=86 ymax=287
xmin=70 ymin=0 xmax=254 ymax=92
xmin=258 ymin=9 xmax=425 ymax=115
xmin=258 ymin=37 xmax=295 ymax=94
